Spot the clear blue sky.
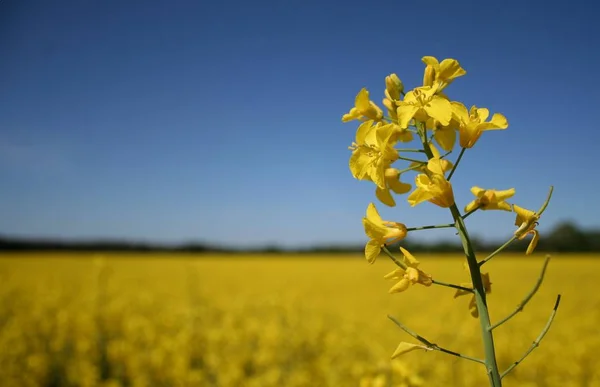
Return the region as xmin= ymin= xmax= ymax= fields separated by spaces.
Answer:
xmin=1 ymin=0 xmax=599 ymax=248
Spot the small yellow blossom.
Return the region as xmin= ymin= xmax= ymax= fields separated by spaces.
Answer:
xmin=464 ymin=187 xmax=515 ymax=213
xmin=342 ymin=88 xmax=384 ymax=122
xmin=362 ymin=203 xmax=407 ymax=263
xmin=385 ymin=73 xmax=404 ymax=101
xmin=407 ymin=158 xmax=455 ymax=208
xmin=349 ymin=121 xmax=399 ymax=188
xmin=375 ymin=168 xmax=412 ymax=207
xmin=384 ymin=247 xmax=432 ymax=293
xmin=454 ymin=272 xmax=492 ymax=318
xmin=391 ymin=342 xmax=431 ymax=359
xmin=453 ymin=102 xmax=508 ymax=148
xmin=422 ymin=56 xmax=466 ymax=90
xmin=513 ymin=204 xmax=541 ymax=255
xmin=396 ymin=86 xmax=453 ymax=129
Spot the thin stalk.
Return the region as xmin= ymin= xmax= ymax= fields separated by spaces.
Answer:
xmin=450 ymin=204 xmax=502 ymax=387
xmin=501 ymin=295 xmax=561 ymax=379
xmin=479 ymin=236 xmax=518 ymax=267
xmin=407 ymin=223 xmax=454 ymax=232
xmin=490 ymin=255 xmax=551 ymax=330
xmin=398 ymin=155 xmax=427 ymax=164
xmin=447 ymin=147 xmax=466 ymax=181
xmin=462 ymin=206 xmax=479 ymax=220
xmin=388 ymin=315 xmax=485 ymax=365
xmin=396 ymin=148 xmax=426 ymax=153
xmin=432 ymin=279 xmax=473 ymax=293
xmin=382 ymin=245 xmax=406 ymax=269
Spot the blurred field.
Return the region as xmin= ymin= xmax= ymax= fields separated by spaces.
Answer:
xmin=0 ymin=252 xmax=598 ymax=387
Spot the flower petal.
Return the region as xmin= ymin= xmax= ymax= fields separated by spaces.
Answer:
xmin=391 ymin=342 xmax=430 ymax=359
xmin=425 ymin=96 xmax=452 ymax=126
xmin=376 ymin=186 xmax=396 ymax=207
xmin=365 ymin=240 xmax=381 ymax=263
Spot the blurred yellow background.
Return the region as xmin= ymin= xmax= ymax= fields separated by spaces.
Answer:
xmin=0 ymin=253 xmax=595 ymax=387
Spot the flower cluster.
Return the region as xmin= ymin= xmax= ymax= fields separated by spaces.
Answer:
xmin=340 ymin=56 xmax=556 ymax=380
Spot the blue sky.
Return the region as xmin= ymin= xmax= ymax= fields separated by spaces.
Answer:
xmin=0 ymin=0 xmax=599 ymax=248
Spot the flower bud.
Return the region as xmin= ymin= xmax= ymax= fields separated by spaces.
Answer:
xmin=385 ymin=74 xmax=404 ymax=100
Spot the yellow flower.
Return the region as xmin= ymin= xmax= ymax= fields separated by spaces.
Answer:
xmin=385 ymin=73 xmax=404 ymax=101
xmin=464 ymin=187 xmax=515 ymax=213
xmin=422 ymin=56 xmax=466 ymax=90
xmin=407 ymin=158 xmax=455 ymax=208
xmin=395 ymin=86 xmax=452 ymax=129
xmin=349 ymin=121 xmax=399 ymax=188
xmin=383 ymin=247 xmax=432 ymax=293
xmin=453 ymin=102 xmax=508 ymax=148
xmin=454 ymin=272 xmax=492 ymax=318
xmin=391 ymin=342 xmax=431 ymax=359
xmin=362 ymin=203 xmax=407 ymax=263
xmin=513 ymin=204 xmax=541 ymax=255
xmin=342 ymin=88 xmax=384 ymax=122
xmin=425 ymin=111 xmax=462 ymax=151
xmin=375 ymin=168 xmax=412 ymax=207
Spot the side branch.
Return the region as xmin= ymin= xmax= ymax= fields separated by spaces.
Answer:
xmin=501 ymin=295 xmax=562 ymax=379
xmin=490 ymin=255 xmax=551 ymax=330
xmin=432 ymin=279 xmax=473 ymax=293
xmin=388 ymin=315 xmax=485 ymax=365
xmin=479 ymin=236 xmax=518 ymax=267
xmin=407 ymin=223 xmax=455 ymax=232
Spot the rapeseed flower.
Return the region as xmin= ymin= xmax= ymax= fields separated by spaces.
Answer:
xmin=453 ymin=103 xmax=508 ymax=148
xmin=384 ymin=247 xmax=432 ymax=293
xmin=362 ymin=203 xmax=407 ymax=263
xmin=407 ymin=158 xmax=454 ymax=208
xmin=396 ymin=86 xmax=452 ymax=129
xmin=513 ymin=204 xmax=541 ymax=255
xmin=464 ymin=187 xmax=515 ymax=213
xmin=342 ymin=88 xmax=384 ymax=122
xmin=422 ymin=56 xmax=466 ymax=90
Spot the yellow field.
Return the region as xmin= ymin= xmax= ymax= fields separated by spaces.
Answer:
xmin=0 ymin=252 xmax=597 ymax=387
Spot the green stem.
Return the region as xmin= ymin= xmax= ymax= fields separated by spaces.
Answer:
xmin=500 ymin=295 xmax=561 ymax=379
xmin=447 ymin=147 xmax=466 ymax=181
xmin=450 ymin=204 xmax=502 ymax=387
xmin=432 ymin=279 xmax=473 ymax=293
xmin=462 ymin=206 xmax=479 ymax=220
xmin=419 ymin=122 xmax=501 ymax=385
xmin=396 ymin=148 xmax=426 ymax=153
xmin=387 ymin=315 xmax=485 ymax=365
xmin=382 ymin=245 xmax=406 ymax=270
xmin=406 ymin=223 xmax=454 ymax=232
xmin=397 ymin=155 xmax=427 ymax=164
xmin=490 ymin=255 xmax=551 ymax=330
xmin=479 ymin=236 xmax=518 ymax=267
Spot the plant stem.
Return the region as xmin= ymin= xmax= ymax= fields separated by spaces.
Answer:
xmin=388 ymin=315 xmax=485 ymax=365
xmin=396 ymin=148 xmax=426 ymax=153
xmin=406 ymin=223 xmax=454 ymax=232
xmin=479 ymin=236 xmax=518 ymax=267
xmin=450 ymin=204 xmax=502 ymax=387
xmin=500 ymin=295 xmax=561 ymax=379
xmin=490 ymin=255 xmax=551 ymax=330
xmin=462 ymin=206 xmax=479 ymax=220
xmin=418 ymin=121 xmax=501 ymax=385
xmin=447 ymin=147 xmax=466 ymax=181
xmin=431 ymin=279 xmax=473 ymax=293
xmin=397 ymin=155 xmax=427 ymax=164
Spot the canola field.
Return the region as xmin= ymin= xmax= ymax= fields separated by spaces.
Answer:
xmin=0 ymin=252 xmax=598 ymax=387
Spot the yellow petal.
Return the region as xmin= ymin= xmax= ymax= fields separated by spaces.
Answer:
xmin=355 ymin=120 xmax=374 ymax=144
xmin=421 ymin=56 xmax=440 ymax=66
xmin=376 ymin=186 xmax=396 ymax=207
xmin=438 ymin=58 xmax=466 ymax=81
xmin=389 ymin=278 xmax=411 ymax=293
xmin=384 ymin=268 xmax=405 ymax=280
xmin=407 ymin=186 xmax=435 ymax=207
xmin=464 ymin=199 xmax=479 ymax=213
xmin=355 ymin=88 xmax=370 ymax=111
xmin=426 ymin=158 xmax=446 ymax=175
xmin=400 ymin=247 xmax=420 ymax=267
xmin=476 ymin=108 xmax=490 ymax=122
xmin=365 ymin=240 xmax=381 ymax=264
xmin=366 ymin=202 xmax=383 ymax=224
xmin=391 ymin=342 xmax=429 ymax=359
xmin=424 ymin=96 xmax=452 ymax=126
xmin=479 ymin=113 xmax=509 ymax=131
xmin=433 ymin=126 xmax=456 ymax=151
xmin=396 ymin=104 xmax=419 ymax=129
xmin=526 ymin=230 xmax=539 ymax=255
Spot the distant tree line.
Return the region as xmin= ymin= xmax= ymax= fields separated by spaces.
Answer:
xmin=1 ymin=221 xmax=599 ymax=255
